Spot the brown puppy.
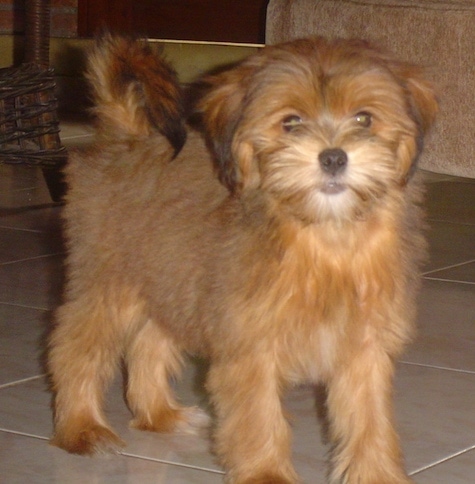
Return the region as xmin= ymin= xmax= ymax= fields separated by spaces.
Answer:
xmin=48 ymin=35 xmax=437 ymax=483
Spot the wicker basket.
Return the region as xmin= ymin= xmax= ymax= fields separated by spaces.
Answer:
xmin=0 ymin=0 xmax=67 ymax=201
xmin=0 ymin=62 xmax=66 ymax=167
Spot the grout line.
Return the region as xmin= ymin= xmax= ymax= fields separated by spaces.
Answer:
xmin=0 ymin=428 xmax=49 ymax=441
xmin=0 ymin=301 xmax=50 ymax=311
xmin=120 ymin=451 xmax=224 ymax=475
xmin=0 ymin=375 xmax=46 ymax=390
xmin=423 ymin=277 xmax=475 ymax=286
xmin=427 ymin=218 xmax=475 ymax=228
xmin=61 ymin=133 xmax=94 ymax=140
xmin=400 ymin=361 xmax=475 ymax=375
xmin=423 ymin=259 xmax=475 ymax=276
xmin=410 ymin=444 xmax=475 ymax=476
xmin=0 ymin=252 xmax=65 ymax=266
xmin=0 ymin=202 xmax=61 ymax=215
xmin=0 ymin=225 xmax=44 ymax=234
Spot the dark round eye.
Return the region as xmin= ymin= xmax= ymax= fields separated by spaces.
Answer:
xmin=355 ymin=111 xmax=372 ymax=128
xmin=282 ymin=115 xmax=303 ymax=132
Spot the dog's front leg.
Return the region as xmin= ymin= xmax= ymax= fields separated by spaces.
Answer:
xmin=325 ymin=340 xmax=412 ymax=484
xmin=207 ymin=356 xmax=299 ymax=484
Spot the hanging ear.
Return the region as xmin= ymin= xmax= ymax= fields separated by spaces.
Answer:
xmin=404 ymin=71 xmax=438 ymax=134
xmin=387 ymin=61 xmax=438 ymax=183
xmin=389 ymin=62 xmax=438 ymax=134
xmin=335 ymin=39 xmax=438 ymax=134
xmin=357 ymin=41 xmax=438 ymax=135
xmin=196 ymin=59 xmax=263 ymax=195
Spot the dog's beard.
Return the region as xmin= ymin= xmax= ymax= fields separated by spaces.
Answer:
xmin=258 ymin=139 xmax=399 ymax=224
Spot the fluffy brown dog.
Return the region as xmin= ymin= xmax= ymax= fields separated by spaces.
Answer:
xmin=48 ymin=35 xmax=437 ymax=483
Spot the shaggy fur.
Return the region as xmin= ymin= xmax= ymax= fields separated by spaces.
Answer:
xmin=48 ymin=34 xmax=438 ymax=483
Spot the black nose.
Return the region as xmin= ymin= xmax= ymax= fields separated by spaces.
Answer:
xmin=318 ymin=148 xmax=348 ymax=175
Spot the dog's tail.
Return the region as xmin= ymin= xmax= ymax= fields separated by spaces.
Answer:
xmin=86 ymin=34 xmax=186 ymax=155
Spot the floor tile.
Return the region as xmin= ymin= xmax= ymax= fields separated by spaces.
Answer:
xmin=0 ymin=204 xmax=62 ymax=233
xmin=395 ymin=364 xmax=475 ymax=477
xmin=0 ymin=164 xmax=41 ymax=191
xmin=0 ymin=432 xmax=224 ymax=484
xmin=285 ymin=386 xmax=328 ymax=482
xmin=413 ymin=447 xmax=475 ymax=483
xmin=0 ymin=165 xmax=53 ymax=208
xmin=0 ymin=254 xmax=65 ymax=310
xmin=425 ymin=179 xmax=475 ymax=226
xmin=404 ymin=279 xmax=475 ymax=372
xmin=0 ymin=225 xmax=64 ymax=264
xmin=0 ymin=304 xmax=47 ymax=385
xmin=424 ymin=221 xmax=475 ymax=273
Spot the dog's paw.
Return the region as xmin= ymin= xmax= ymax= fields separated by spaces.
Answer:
xmin=51 ymin=424 xmax=125 ymax=455
xmin=130 ymin=405 xmax=210 ymax=435
xmin=227 ymin=473 xmax=296 ymax=484
xmin=334 ymin=469 xmax=414 ymax=484
xmin=224 ymin=466 xmax=299 ymax=484
xmin=175 ymin=406 xmax=211 ymax=433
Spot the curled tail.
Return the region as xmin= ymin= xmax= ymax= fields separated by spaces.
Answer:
xmin=87 ymin=33 xmax=186 ymax=155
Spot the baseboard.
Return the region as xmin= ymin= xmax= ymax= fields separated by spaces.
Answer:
xmin=0 ymin=35 xmax=262 ymax=115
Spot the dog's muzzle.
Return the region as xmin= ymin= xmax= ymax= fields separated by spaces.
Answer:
xmin=318 ymin=148 xmax=348 ymax=194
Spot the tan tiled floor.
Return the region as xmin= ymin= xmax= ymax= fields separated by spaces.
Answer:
xmin=1 ymin=121 xmax=475 ymax=483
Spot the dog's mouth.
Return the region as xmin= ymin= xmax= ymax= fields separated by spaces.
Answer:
xmin=320 ymin=180 xmax=347 ymax=195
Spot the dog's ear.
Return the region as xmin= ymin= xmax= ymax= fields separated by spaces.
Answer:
xmin=195 ymin=61 xmax=262 ymax=195
xmin=386 ymin=61 xmax=438 ymax=183
xmin=343 ymin=40 xmax=438 ymax=133
xmin=397 ymin=65 xmax=438 ymax=135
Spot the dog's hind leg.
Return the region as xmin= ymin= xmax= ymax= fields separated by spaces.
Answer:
xmin=125 ymin=319 xmax=209 ymax=434
xmin=48 ymin=295 xmax=129 ymax=455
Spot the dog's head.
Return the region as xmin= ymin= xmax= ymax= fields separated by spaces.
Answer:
xmin=197 ymin=37 xmax=438 ymax=223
